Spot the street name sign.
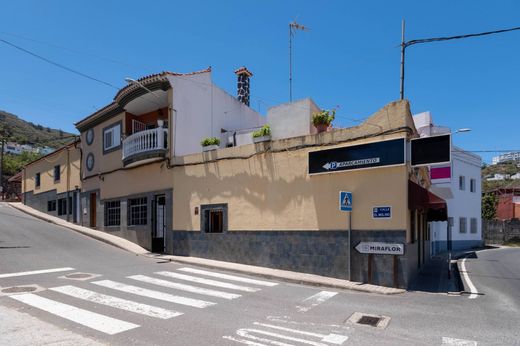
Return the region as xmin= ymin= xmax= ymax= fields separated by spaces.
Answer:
xmin=339 ymin=191 xmax=352 ymax=211
xmin=372 ymin=206 xmax=391 ymax=219
xmin=308 ymin=138 xmax=405 ymax=175
xmin=354 ymin=242 xmax=404 ymax=255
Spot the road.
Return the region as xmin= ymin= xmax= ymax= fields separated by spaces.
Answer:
xmin=0 ymin=202 xmax=518 ymax=345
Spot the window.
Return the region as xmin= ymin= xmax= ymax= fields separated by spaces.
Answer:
xmin=459 ymin=217 xmax=467 ymax=233
xmin=201 ymin=204 xmax=227 ymax=233
xmin=35 ymin=173 xmax=41 ymax=188
xmin=54 ymin=165 xmax=61 ymax=182
xmin=58 ymin=198 xmax=67 ymax=216
xmin=459 ymin=176 xmax=465 ymax=191
xmin=470 ymin=178 xmax=476 ymax=193
xmin=103 ymin=122 xmax=121 ymax=153
xmin=470 ymin=218 xmax=478 ymax=233
xmin=68 ymin=196 xmax=73 ymax=215
xmin=128 ymin=197 xmax=147 ymax=226
xmin=104 ymin=200 xmax=121 ymax=227
xmin=47 ymin=200 xmax=56 ymax=212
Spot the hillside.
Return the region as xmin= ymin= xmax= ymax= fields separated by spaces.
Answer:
xmin=0 ymin=110 xmax=76 ymax=148
xmin=482 ymin=161 xmax=520 ymax=192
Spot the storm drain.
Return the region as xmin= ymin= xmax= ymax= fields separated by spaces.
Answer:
xmin=347 ymin=312 xmax=391 ymax=329
xmin=0 ymin=285 xmax=44 ymax=296
xmin=59 ymin=272 xmax=100 ymax=281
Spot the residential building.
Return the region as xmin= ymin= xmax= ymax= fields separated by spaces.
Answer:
xmin=490 ymin=188 xmax=520 ymax=220
xmin=492 ymin=151 xmax=520 ymax=165
xmin=486 ymin=173 xmax=510 ymax=181
xmin=22 ymin=139 xmax=82 ymax=223
xmin=413 ymin=113 xmax=483 ymax=254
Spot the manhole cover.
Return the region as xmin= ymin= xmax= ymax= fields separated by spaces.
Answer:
xmin=1 ymin=286 xmax=37 ymax=294
xmin=347 ymin=312 xmax=391 ymax=329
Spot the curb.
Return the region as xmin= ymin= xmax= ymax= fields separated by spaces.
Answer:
xmin=8 ymin=202 xmax=405 ymax=296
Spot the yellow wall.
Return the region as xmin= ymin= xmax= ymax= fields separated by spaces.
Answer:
xmin=172 ymin=134 xmax=409 ymax=232
xmin=23 ymin=144 xmax=81 ymax=194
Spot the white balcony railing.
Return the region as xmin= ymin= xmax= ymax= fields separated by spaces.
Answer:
xmin=122 ymin=127 xmax=168 ymax=161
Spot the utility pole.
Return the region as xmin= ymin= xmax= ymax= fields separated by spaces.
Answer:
xmin=289 ymin=21 xmax=310 ymax=102
xmin=399 ymin=22 xmax=520 ymax=100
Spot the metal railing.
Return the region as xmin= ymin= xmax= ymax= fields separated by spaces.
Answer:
xmin=122 ymin=127 xmax=168 ymax=161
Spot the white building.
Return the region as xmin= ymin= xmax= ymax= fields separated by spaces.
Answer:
xmin=413 ymin=112 xmax=483 ymax=254
xmin=486 ymin=173 xmax=510 ymax=181
xmin=492 ymin=151 xmax=520 ymax=165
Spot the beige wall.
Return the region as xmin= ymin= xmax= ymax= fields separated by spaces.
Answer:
xmin=172 ymin=133 xmax=409 ymax=232
xmin=23 ymin=144 xmax=81 ymax=194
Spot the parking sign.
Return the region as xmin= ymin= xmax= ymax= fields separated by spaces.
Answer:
xmin=339 ymin=191 xmax=352 ymax=211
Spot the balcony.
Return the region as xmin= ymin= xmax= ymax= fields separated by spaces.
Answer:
xmin=122 ymin=126 xmax=168 ymax=167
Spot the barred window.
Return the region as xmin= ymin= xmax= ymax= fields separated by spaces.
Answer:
xmin=470 ymin=218 xmax=478 ymax=233
xmin=201 ymin=204 xmax=227 ymax=233
xmin=104 ymin=201 xmax=121 ymax=227
xmin=47 ymin=200 xmax=56 ymax=212
xmin=128 ymin=197 xmax=147 ymax=226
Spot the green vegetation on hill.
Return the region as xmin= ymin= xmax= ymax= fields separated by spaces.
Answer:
xmin=0 ymin=110 xmax=76 ymax=148
xmin=481 ymin=162 xmax=520 ymax=193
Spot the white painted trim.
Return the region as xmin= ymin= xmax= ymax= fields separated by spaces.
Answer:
xmin=155 ymin=271 xmax=260 ymax=292
xmin=10 ymin=293 xmax=139 ymax=335
xmin=0 ymin=267 xmax=74 ymax=279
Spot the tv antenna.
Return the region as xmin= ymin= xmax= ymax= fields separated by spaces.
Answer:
xmin=289 ymin=20 xmax=310 ymax=102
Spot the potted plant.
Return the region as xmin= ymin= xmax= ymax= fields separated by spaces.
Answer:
xmin=252 ymin=124 xmax=272 ymax=143
xmin=201 ymin=137 xmax=220 ymax=152
xmin=312 ymin=109 xmax=335 ymax=133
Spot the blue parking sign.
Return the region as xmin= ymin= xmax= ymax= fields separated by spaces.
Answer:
xmin=339 ymin=191 xmax=353 ymax=211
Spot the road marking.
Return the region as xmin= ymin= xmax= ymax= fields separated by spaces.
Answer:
xmin=223 ymin=322 xmax=348 ymax=346
xmin=0 ymin=267 xmax=74 ymax=279
xmin=50 ymin=285 xmax=182 ymax=319
xmin=296 ymin=291 xmax=338 ymax=313
xmin=178 ymin=267 xmax=279 ymax=287
xmin=10 ymin=293 xmax=139 ymax=335
xmin=128 ymin=275 xmax=241 ymax=300
xmin=92 ymin=280 xmax=216 ymax=308
xmin=442 ymin=336 xmax=478 ymax=345
xmin=459 ymin=259 xmax=479 ymax=299
xmin=156 ymin=271 xmax=260 ymax=292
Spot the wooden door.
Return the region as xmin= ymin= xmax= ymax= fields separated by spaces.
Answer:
xmin=89 ymin=192 xmax=96 ymax=228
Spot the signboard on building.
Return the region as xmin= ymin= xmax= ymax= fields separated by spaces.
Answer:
xmin=339 ymin=191 xmax=352 ymax=211
xmin=308 ymin=138 xmax=406 ymax=175
xmin=354 ymin=242 xmax=404 ymax=255
xmin=430 ymin=165 xmax=451 ymax=184
xmin=372 ymin=206 xmax=391 ymax=219
xmin=411 ymin=134 xmax=451 ymax=167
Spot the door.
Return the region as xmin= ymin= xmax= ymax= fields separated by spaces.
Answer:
xmin=152 ymin=195 xmax=166 ymax=253
xmin=89 ymin=192 xmax=96 ymax=228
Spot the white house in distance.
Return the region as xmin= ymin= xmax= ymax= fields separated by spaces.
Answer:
xmin=413 ymin=112 xmax=482 ymax=255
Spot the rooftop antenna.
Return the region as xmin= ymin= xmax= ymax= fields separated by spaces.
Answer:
xmin=289 ymin=20 xmax=310 ymax=102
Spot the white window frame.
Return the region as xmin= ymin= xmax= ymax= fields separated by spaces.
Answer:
xmin=103 ymin=122 xmax=121 ymax=153
xmin=470 ymin=178 xmax=476 ymax=193
xmin=459 ymin=175 xmax=465 ymax=191
xmin=470 ymin=218 xmax=478 ymax=233
xmin=459 ymin=217 xmax=467 ymax=233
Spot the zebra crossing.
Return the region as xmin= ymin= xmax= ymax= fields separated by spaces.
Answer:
xmin=5 ymin=267 xmax=279 ymax=336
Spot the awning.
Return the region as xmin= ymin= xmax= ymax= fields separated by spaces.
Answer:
xmin=408 ymin=180 xmax=448 ymax=221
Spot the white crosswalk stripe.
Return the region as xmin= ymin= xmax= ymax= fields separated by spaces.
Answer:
xmin=10 ymin=293 xmax=139 ymax=335
xmin=92 ymin=279 xmax=216 ymax=308
xmin=178 ymin=267 xmax=279 ymax=287
xmin=156 ymin=271 xmax=260 ymax=292
xmin=50 ymin=285 xmax=182 ymax=319
xmin=0 ymin=267 xmax=74 ymax=279
xmin=296 ymin=291 xmax=338 ymax=313
xmin=128 ymin=274 xmax=241 ymax=300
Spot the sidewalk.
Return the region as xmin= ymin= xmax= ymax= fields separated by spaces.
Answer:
xmin=409 ymin=253 xmax=462 ymax=294
xmin=9 ymin=202 xmax=404 ymax=295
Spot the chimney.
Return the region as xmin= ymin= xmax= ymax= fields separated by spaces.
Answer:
xmin=234 ymin=66 xmax=253 ymax=106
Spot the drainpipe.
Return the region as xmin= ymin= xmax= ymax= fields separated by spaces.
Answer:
xmin=66 ymin=146 xmax=70 ymax=222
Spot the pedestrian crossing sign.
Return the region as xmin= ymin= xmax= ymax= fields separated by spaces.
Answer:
xmin=339 ymin=191 xmax=352 ymax=211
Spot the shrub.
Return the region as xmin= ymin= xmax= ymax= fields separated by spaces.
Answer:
xmin=312 ymin=109 xmax=336 ymax=126
xmin=252 ymin=124 xmax=271 ymax=138
xmin=200 ymin=137 xmax=220 ymax=147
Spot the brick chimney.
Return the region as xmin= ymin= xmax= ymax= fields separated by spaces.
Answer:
xmin=234 ymin=66 xmax=253 ymax=106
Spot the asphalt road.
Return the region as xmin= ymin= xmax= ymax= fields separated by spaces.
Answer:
xmin=0 ymin=202 xmax=518 ymax=346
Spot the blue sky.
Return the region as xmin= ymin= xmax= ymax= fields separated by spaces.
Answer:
xmin=1 ymin=0 xmax=518 ymax=163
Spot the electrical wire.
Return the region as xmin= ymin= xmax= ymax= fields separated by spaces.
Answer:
xmin=0 ymin=38 xmax=120 ymax=90
xmin=404 ymin=26 xmax=520 ymax=47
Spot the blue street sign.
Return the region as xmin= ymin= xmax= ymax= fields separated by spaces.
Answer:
xmin=339 ymin=191 xmax=353 ymax=212
xmin=373 ymin=206 xmax=391 ymax=219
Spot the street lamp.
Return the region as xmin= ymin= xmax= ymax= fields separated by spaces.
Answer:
xmin=453 ymin=128 xmax=471 ymax=134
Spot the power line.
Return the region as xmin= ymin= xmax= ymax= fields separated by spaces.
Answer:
xmin=404 ymin=26 xmax=520 ymax=47
xmin=0 ymin=38 xmax=120 ymax=90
